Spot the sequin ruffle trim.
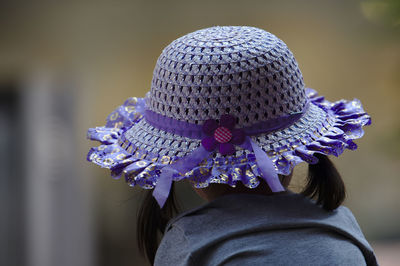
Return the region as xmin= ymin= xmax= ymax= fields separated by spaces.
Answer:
xmin=87 ymin=90 xmax=371 ymax=189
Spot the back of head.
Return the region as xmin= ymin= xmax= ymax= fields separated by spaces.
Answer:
xmin=86 ymin=26 xmax=371 ymax=264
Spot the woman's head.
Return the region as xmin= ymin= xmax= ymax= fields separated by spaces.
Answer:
xmin=87 ymin=26 xmax=369 ymax=263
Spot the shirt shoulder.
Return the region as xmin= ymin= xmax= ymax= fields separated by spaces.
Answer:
xmin=154 ymin=224 xmax=194 ymax=266
xmin=159 ymin=193 xmax=378 ymax=266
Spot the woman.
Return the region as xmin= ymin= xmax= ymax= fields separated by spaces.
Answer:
xmin=87 ymin=26 xmax=377 ymax=265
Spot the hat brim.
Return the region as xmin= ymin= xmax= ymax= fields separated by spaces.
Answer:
xmin=87 ymin=88 xmax=371 ymax=189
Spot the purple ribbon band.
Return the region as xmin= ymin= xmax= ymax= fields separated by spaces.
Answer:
xmin=145 ymin=103 xmax=308 ymax=140
xmin=148 ymin=102 xmax=309 ymax=208
xmin=145 ymin=110 xmax=206 ymax=139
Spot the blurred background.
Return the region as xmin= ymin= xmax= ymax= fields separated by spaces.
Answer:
xmin=0 ymin=0 xmax=399 ymax=265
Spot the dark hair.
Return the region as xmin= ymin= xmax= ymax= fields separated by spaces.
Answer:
xmin=302 ymin=153 xmax=346 ymax=211
xmin=136 ymin=183 xmax=179 ymax=265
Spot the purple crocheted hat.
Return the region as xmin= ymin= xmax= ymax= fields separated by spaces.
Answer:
xmin=87 ymin=26 xmax=371 ymax=207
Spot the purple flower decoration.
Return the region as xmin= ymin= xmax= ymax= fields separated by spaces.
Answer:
xmin=201 ymin=114 xmax=245 ymax=155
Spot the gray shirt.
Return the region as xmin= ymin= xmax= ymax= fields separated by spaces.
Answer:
xmin=154 ymin=192 xmax=378 ymax=266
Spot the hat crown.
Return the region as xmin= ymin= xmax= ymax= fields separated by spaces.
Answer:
xmin=147 ymin=26 xmax=307 ymax=127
